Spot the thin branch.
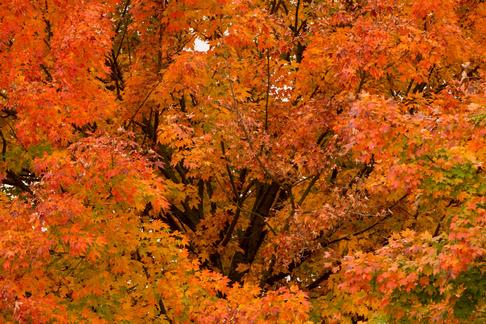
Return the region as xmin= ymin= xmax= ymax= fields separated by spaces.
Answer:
xmin=127 ymin=80 xmax=162 ymax=126
xmin=263 ymin=194 xmax=409 ymax=288
xmin=220 ymin=181 xmax=255 ymax=247
xmin=264 ymin=50 xmax=270 ymax=132
xmin=294 ymin=0 xmax=301 ymax=36
xmin=0 ymin=130 xmax=6 ymax=161
xmin=221 ymin=141 xmax=238 ymax=200
xmin=227 ymin=78 xmax=275 ymax=181
xmin=114 ymin=25 xmax=128 ymax=60
xmin=356 ymin=70 xmax=367 ymax=95
xmin=405 ymin=79 xmax=414 ymax=96
xmin=306 ymin=268 xmax=333 ymax=290
xmin=114 ymin=0 xmax=131 ymax=35
xmin=324 ymin=193 xmax=409 ymax=246
xmin=284 ymin=187 xmax=296 ymax=230
xmin=297 ymin=172 xmax=321 ymax=206
xmin=321 ymin=212 xmax=392 ymax=247
xmin=236 ymin=206 xmax=278 ymax=234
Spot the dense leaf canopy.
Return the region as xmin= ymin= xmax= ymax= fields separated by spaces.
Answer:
xmin=0 ymin=0 xmax=484 ymax=322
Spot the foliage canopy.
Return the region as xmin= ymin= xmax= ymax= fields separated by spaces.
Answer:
xmin=0 ymin=0 xmax=485 ymax=322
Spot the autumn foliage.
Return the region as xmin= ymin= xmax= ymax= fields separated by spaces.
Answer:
xmin=0 ymin=0 xmax=485 ymax=322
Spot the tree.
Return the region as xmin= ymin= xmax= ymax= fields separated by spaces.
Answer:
xmin=0 ymin=0 xmax=484 ymax=322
